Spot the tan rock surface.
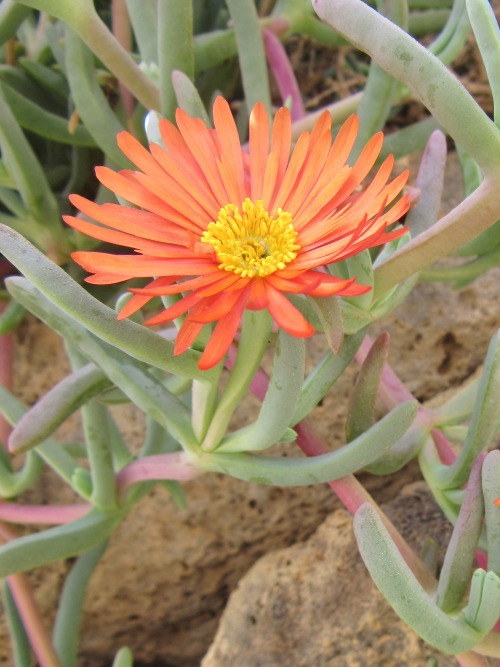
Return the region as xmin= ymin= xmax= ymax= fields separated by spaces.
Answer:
xmin=202 ymin=483 xmax=457 ymax=667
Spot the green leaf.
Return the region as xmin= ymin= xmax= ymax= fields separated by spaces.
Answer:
xmin=436 ymin=453 xmax=485 ymax=612
xmin=0 ymin=228 xmax=208 ymax=380
xmin=125 ymin=0 xmax=157 ymax=64
xmin=172 ymin=70 xmax=210 ymax=126
xmin=0 ymin=451 xmax=43 ymax=499
xmin=82 ymin=400 xmax=118 ymax=511
xmin=0 ymin=385 xmax=79 ymax=488
xmin=0 ymin=89 xmax=64 ymax=247
xmin=1 ymin=581 xmax=32 ymax=667
xmin=0 ymin=81 xmax=97 ymax=147
xmin=354 ymin=502 xmax=485 ymax=654
xmin=18 ymin=58 xmax=70 ymax=101
xmin=9 ymin=364 xmax=113 ymax=454
xmin=435 ymin=330 xmax=500 ymax=489
xmin=6 ymin=277 xmax=198 ymax=453
xmin=429 ymin=0 xmax=470 ymax=65
xmin=293 ymin=328 xmax=366 ymax=425
xmin=481 ymin=450 xmax=500 ymax=576
xmin=0 ymin=1 xmax=31 ymax=47
xmin=216 ymin=331 xmax=305 ymax=453
xmin=0 ymin=509 xmax=121 ymax=578
xmin=309 ymin=295 xmax=344 ymax=353
xmin=202 ymin=400 xmax=418 ymax=485
xmin=345 ymin=333 xmax=389 ymax=443
xmin=464 ymin=568 xmax=500 ymax=634
xmin=13 ymin=0 xmax=159 ymax=111
xmin=112 ymin=647 xmax=134 ymax=667
xmin=158 ymin=1 xmax=195 ymax=120
xmin=52 ymin=541 xmax=108 ymax=667
xmin=406 ymin=130 xmax=447 ymax=238
xmin=350 ymin=0 xmax=408 ymax=160
xmin=65 ymin=27 xmax=129 ymax=167
xmin=201 ymin=310 xmax=273 ymax=452
xmin=0 ymin=299 xmax=25 ymax=335
xmin=225 ymin=0 xmax=272 ymax=114
xmin=467 ymin=0 xmax=500 ymax=127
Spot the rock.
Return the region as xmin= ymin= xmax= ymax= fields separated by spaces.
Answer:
xmin=202 ymin=483 xmax=457 ymax=667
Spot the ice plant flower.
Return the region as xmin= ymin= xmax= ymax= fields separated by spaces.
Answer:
xmin=65 ymin=97 xmax=409 ymax=370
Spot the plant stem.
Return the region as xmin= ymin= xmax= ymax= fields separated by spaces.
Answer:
xmin=312 ymin=0 xmax=500 ymax=176
xmin=116 ymin=452 xmax=200 ymax=498
xmin=374 ymin=178 xmax=500 ymax=297
xmin=295 ymin=419 xmax=436 ymax=590
xmin=14 ymin=0 xmax=160 ymax=110
xmin=0 ymin=302 xmax=13 ymax=447
xmin=0 ymin=502 xmax=89 ymax=524
xmin=0 ymin=522 xmax=62 ymax=667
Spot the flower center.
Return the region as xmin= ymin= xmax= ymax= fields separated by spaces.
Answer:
xmin=201 ymin=198 xmax=300 ymax=278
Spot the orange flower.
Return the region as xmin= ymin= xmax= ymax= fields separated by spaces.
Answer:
xmin=65 ymin=97 xmax=409 ymax=370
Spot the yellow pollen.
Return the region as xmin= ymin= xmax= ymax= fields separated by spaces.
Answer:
xmin=201 ymin=199 xmax=300 ymax=278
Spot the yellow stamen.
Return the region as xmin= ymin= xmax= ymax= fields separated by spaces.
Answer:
xmin=201 ymin=198 xmax=300 ymax=278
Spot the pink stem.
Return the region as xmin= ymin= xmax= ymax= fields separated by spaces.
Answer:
xmin=356 ymin=334 xmax=415 ymax=407
xmin=455 ymin=652 xmax=495 ymax=667
xmin=432 ymin=428 xmax=457 ymax=465
xmin=262 ymin=27 xmax=305 ymax=120
xmin=232 ymin=333 xmax=436 ymax=586
xmin=0 ymin=301 xmax=14 ymax=447
xmin=0 ymin=502 xmax=90 ymax=525
xmin=116 ymin=452 xmax=200 ymax=495
xmin=295 ymin=419 xmax=436 ymax=590
xmin=0 ymin=523 xmax=62 ymax=667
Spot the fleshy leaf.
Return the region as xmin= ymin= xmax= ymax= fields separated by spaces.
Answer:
xmin=112 ymin=647 xmax=134 ymax=667
xmin=406 ymin=130 xmax=447 ymax=238
xmin=292 ymin=328 xmax=366 ymax=425
xmin=216 ymin=331 xmax=305 ymax=453
xmin=435 ymin=329 xmax=500 ymax=490
xmin=1 ymin=581 xmax=32 ymax=666
xmin=6 ymin=277 xmax=197 ymax=453
xmin=0 ymin=509 xmax=121 ymax=578
xmin=9 ymin=364 xmax=113 ymax=454
xmin=345 ymin=333 xmax=389 ymax=443
xmin=436 ymin=453 xmax=486 ymax=612
xmin=0 ymin=228 xmax=208 ymax=380
xmin=201 ymin=400 xmax=417 ymax=485
xmin=52 ymin=541 xmax=108 ymax=667
xmin=354 ymin=503 xmax=486 ymax=654
xmin=481 ymin=450 xmax=500 ymax=576
xmin=309 ymin=295 xmax=344 ymax=354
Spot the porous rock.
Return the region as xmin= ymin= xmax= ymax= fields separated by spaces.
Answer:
xmin=202 ymin=483 xmax=457 ymax=667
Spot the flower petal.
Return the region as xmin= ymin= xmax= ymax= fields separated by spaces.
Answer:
xmin=197 ymin=288 xmax=250 ymax=370
xmin=265 ymin=284 xmax=315 ymax=337
xmin=249 ymin=101 xmax=270 ymax=201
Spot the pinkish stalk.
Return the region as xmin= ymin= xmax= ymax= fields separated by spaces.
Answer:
xmin=112 ymin=0 xmax=135 ymax=121
xmin=294 ymin=419 xmax=436 ymax=590
xmin=262 ymin=27 xmax=305 ymax=120
xmin=0 ymin=522 xmax=62 ymax=667
xmin=116 ymin=452 xmax=200 ymax=496
xmin=229 ymin=333 xmax=434 ymax=586
xmin=356 ymin=335 xmax=415 ymax=407
xmin=0 ymin=502 xmax=90 ymax=525
xmin=0 ymin=301 xmax=14 ymax=447
xmin=432 ymin=428 xmax=457 ymax=465
xmin=455 ymin=652 xmax=495 ymax=667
